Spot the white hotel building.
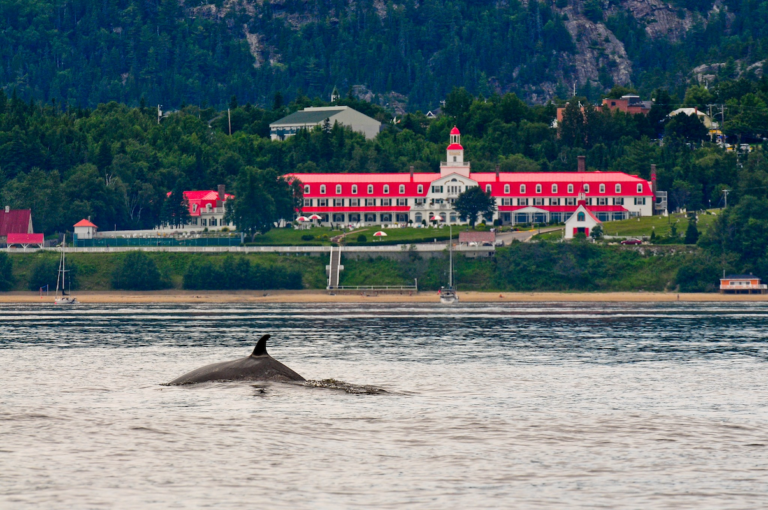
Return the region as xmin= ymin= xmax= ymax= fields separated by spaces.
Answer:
xmin=288 ymin=127 xmax=655 ymax=226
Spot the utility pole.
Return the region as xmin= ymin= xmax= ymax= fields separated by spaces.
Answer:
xmin=723 ymin=189 xmax=730 ymax=208
xmin=228 ymin=108 xmax=232 ymax=136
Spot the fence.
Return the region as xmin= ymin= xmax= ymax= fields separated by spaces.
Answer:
xmin=75 ymin=237 xmax=241 ymax=248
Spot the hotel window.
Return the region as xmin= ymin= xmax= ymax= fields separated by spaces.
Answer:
xmin=615 ymin=184 xmax=621 ymax=193
xmin=383 ymin=185 xmax=390 ymax=194
xmin=192 ymin=204 xmax=198 ymax=212
xmin=568 ymin=184 xmax=574 ymax=193
xmin=336 ymin=185 xmax=342 ymax=194
xmin=520 ymin=185 xmax=526 ymax=194
xmin=320 ymin=185 xmax=326 ymax=194
xmin=583 ymin=184 xmax=590 ymax=193
xmin=318 ymin=199 xmax=328 ymax=207
xmin=368 ymin=185 xmax=374 ymax=194
xmin=536 ymin=184 xmax=542 ymax=194
xmin=634 ymin=197 xmax=646 ymax=205
xmin=552 ymin=184 xmax=558 ymax=194
xmin=504 ymin=184 xmax=510 ymax=194
xmin=417 ymin=185 xmax=424 ymax=194
xmin=304 ymin=185 xmax=310 ymax=194
xmin=598 ymin=197 xmax=608 ymax=205
xmin=303 ymin=199 xmax=312 ymax=207
xmin=397 ymin=198 xmax=408 ymax=206
xmin=365 ymin=198 xmax=376 ymax=206
xmin=587 ymin=198 xmax=593 ymax=205
xmin=637 ymin=184 xmax=643 ymax=193
xmin=399 ymin=185 xmax=405 ymax=194
xmin=534 ymin=198 xmax=544 ymax=206
xmin=381 ymin=199 xmax=391 ymax=206
xmin=550 ymin=198 xmax=560 ymax=206
xmin=502 ymin=198 xmax=513 ymax=206
xmin=352 ymin=185 xmax=358 ymax=194
xmin=599 ymin=184 xmax=605 ymax=193
xmin=333 ymin=199 xmax=344 ymax=207
xmin=415 ymin=198 xmax=425 ymax=205
xmin=486 ymin=184 xmax=492 ymax=193
xmin=518 ymin=198 xmax=528 ymax=206
xmin=613 ymin=198 xmax=624 ymax=205
xmin=565 ymin=197 xmax=576 ymax=206
xmin=431 ymin=186 xmax=444 ymax=193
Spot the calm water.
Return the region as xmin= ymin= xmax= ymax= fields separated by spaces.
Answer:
xmin=1 ymin=302 xmax=767 ymax=509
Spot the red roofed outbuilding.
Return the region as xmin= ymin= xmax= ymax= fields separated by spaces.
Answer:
xmin=0 ymin=207 xmax=33 ymax=241
xmin=74 ymin=219 xmax=98 ymax=240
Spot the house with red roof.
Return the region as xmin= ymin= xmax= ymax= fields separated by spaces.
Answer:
xmin=167 ymin=185 xmax=234 ymax=229
xmin=564 ymin=201 xmax=602 ymax=239
xmin=286 ymin=127 xmax=655 ymax=227
xmin=74 ymin=219 xmax=98 ymax=240
xmin=0 ymin=206 xmax=34 ymax=242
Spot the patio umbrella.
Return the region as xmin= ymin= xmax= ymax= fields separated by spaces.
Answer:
xmin=373 ymin=231 xmax=387 ymax=237
xmin=296 ymin=216 xmax=309 ymax=222
xmin=308 ymin=214 xmax=322 ymax=220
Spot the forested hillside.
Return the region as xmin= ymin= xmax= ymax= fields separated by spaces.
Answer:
xmin=2 ymin=0 xmax=768 ymax=109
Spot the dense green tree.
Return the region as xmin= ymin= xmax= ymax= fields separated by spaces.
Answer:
xmin=453 ymin=186 xmax=497 ymax=227
xmin=112 ymin=251 xmax=168 ymax=290
xmin=0 ymin=252 xmax=13 ymax=291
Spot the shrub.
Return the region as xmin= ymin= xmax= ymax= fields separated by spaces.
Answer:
xmin=183 ymin=255 xmax=303 ymax=290
xmin=301 ymin=234 xmax=315 ymax=241
xmin=0 ymin=252 xmax=14 ymax=291
xmin=28 ymin=257 xmax=78 ymax=292
xmin=474 ymin=223 xmax=488 ymax=231
xmin=112 ymin=251 xmax=168 ymax=290
xmin=357 ymin=234 xmax=367 ymax=243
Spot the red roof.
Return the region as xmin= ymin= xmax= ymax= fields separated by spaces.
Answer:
xmin=74 ymin=219 xmax=98 ymax=228
xmin=0 ymin=209 xmax=32 ymax=236
xmin=498 ymin=205 xmax=628 ymax=213
xmin=446 ymin=143 xmax=464 ymax=150
xmin=458 ymin=232 xmax=495 ymax=243
xmin=7 ymin=233 xmax=44 ymax=244
xmin=450 ymin=126 xmax=461 ymax=135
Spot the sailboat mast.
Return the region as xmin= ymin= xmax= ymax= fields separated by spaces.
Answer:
xmin=449 ymin=223 xmax=453 ymax=288
xmin=56 ymin=235 xmax=64 ymax=295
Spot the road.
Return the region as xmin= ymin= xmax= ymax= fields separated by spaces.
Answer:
xmin=496 ymin=227 xmax=563 ymax=244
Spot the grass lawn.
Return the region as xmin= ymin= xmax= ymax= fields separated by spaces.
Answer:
xmin=349 ymin=226 xmax=457 ymax=244
xmin=600 ymin=210 xmax=718 ymax=238
xmin=247 ymin=227 xmax=344 ymax=245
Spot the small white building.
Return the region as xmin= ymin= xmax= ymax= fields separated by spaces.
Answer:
xmin=74 ymin=219 xmax=98 ymax=240
xmin=270 ymin=106 xmax=381 ymax=140
xmin=564 ymin=202 xmax=601 ymax=239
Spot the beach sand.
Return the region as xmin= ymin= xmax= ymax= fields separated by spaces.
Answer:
xmin=1 ymin=290 xmax=767 ymax=304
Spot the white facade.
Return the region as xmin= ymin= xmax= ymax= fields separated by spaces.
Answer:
xmin=564 ymin=203 xmax=601 ymax=239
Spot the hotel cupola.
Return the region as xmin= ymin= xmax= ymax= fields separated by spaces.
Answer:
xmin=441 ymin=126 xmax=471 ymax=177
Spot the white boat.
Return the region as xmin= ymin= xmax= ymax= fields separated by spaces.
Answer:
xmin=440 ymin=225 xmax=459 ymax=304
xmin=54 ymin=235 xmax=78 ymax=305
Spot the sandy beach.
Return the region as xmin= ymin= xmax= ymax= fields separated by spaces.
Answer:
xmin=1 ymin=290 xmax=767 ymax=303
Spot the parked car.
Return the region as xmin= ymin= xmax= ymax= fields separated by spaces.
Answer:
xmin=481 ymin=241 xmax=493 ymax=246
xmin=494 ymin=240 xmax=505 ymax=247
xmin=620 ymin=238 xmax=642 ymax=245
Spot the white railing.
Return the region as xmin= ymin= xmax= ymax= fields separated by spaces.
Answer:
xmin=720 ymin=284 xmax=767 ymax=290
xmin=331 ymin=284 xmax=418 ymax=291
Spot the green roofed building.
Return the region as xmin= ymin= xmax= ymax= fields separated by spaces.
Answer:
xmin=269 ymin=106 xmax=381 ymax=141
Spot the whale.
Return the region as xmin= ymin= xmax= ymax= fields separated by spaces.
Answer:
xmin=167 ymin=335 xmax=305 ymax=385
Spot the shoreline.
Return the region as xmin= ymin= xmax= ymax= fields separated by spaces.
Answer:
xmin=1 ymin=290 xmax=767 ymax=304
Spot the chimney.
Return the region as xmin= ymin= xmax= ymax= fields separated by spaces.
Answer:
xmin=650 ymin=164 xmax=657 ymax=195
xmin=577 ymin=155 xmax=586 ymax=173
xmin=4 ymin=205 xmax=8 ymax=213
xmin=410 ymin=165 xmax=414 ymax=182
xmin=495 ymin=164 xmax=500 ymax=181
xmin=217 ymin=184 xmax=225 ymax=207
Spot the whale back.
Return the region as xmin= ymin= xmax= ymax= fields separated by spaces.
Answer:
xmin=168 ymin=335 xmax=305 ymax=385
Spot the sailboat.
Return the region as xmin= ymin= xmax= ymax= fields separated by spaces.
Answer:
xmin=439 ymin=226 xmax=459 ymax=304
xmin=54 ymin=234 xmax=78 ymax=305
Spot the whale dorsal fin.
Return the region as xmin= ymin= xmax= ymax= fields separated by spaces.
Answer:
xmin=252 ymin=335 xmax=270 ymax=356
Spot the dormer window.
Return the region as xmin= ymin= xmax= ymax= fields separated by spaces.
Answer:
xmin=520 ymin=185 xmax=526 ymax=194
xmin=352 ymin=185 xmax=358 ymax=194
xmin=399 ymin=185 xmax=405 ymax=194
xmin=368 ymin=185 xmax=374 ymax=194
xmin=552 ymin=184 xmax=558 ymax=193
xmin=320 ymin=185 xmax=326 ymax=194
xmin=615 ymin=184 xmax=621 ymax=193
xmin=206 ymin=203 xmax=212 ymax=212
xmin=486 ymin=184 xmax=492 ymax=193
xmin=383 ymin=185 xmax=389 ymax=194
xmin=583 ymin=184 xmax=590 ymax=193
xmin=568 ymin=184 xmax=574 ymax=194
xmin=504 ymin=184 xmax=510 ymax=194
xmin=336 ymin=184 xmax=342 ymax=194
xmin=536 ymin=184 xmax=542 ymax=194
xmin=637 ymin=184 xmax=643 ymax=193
xmin=417 ymin=185 xmax=423 ymax=194
xmin=599 ymin=184 xmax=605 ymax=193
xmin=193 ymin=204 xmax=198 ymax=212
xmin=304 ymin=185 xmax=310 ymax=194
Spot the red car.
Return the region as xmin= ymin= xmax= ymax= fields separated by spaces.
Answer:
xmin=620 ymin=238 xmax=643 ymax=245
